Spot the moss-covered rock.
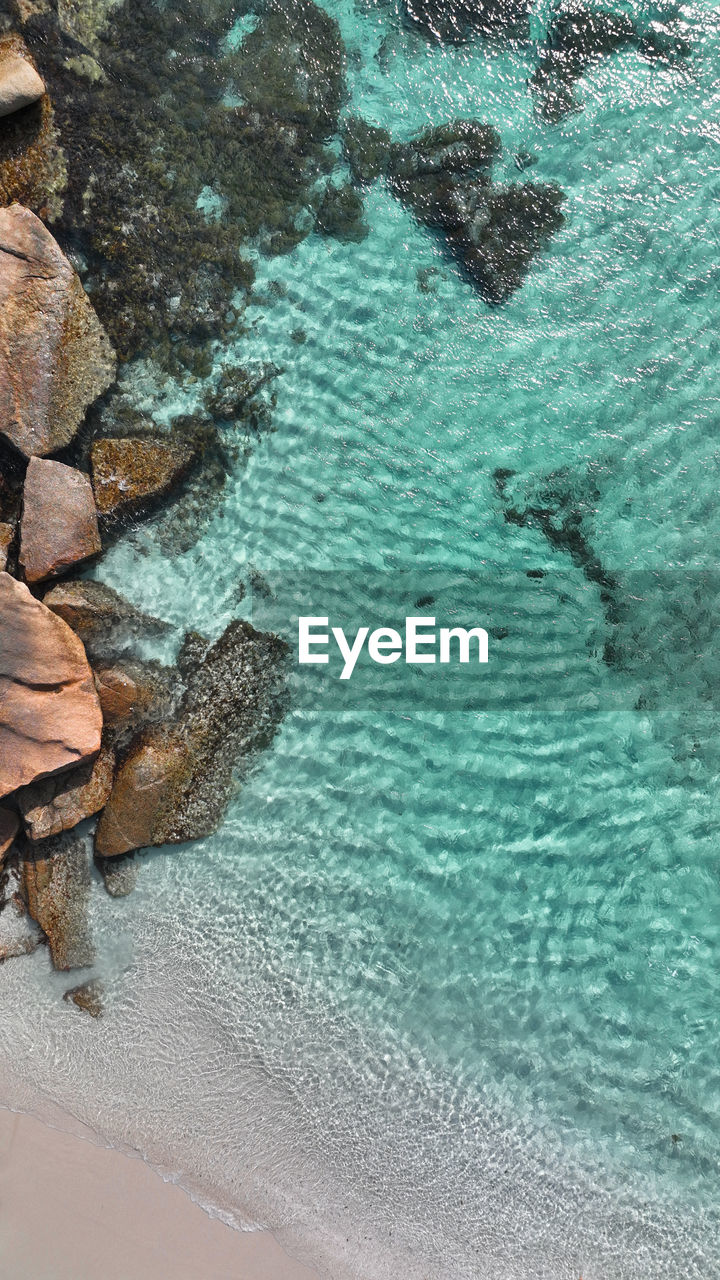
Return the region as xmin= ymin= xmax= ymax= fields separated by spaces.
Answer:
xmin=315 ymin=181 xmax=367 ymax=242
xmin=90 ymin=436 xmax=199 ymax=519
xmin=341 ymin=117 xmax=391 ymax=185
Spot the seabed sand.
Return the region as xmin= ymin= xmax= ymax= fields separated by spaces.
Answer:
xmin=0 ymin=1107 xmax=321 ymax=1280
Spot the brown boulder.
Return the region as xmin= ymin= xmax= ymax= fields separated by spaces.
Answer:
xmin=93 ymin=659 xmax=174 ymax=731
xmin=17 ymin=744 xmax=115 ymax=841
xmin=21 ymin=831 xmax=94 ymax=970
xmin=20 ymin=457 xmax=101 ymax=584
xmin=0 ymin=522 xmax=13 ymax=571
xmin=0 ymin=806 xmax=19 ymax=859
xmin=0 ymin=204 xmax=116 ymax=458
xmin=0 ymin=47 xmax=45 ymax=118
xmin=94 ymin=728 xmax=193 ymax=857
xmin=90 ymin=436 xmax=198 ymax=518
xmin=0 ymin=865 xmax=43 ymax=964
xmin=95 ymin=621 xmax=287 ymax=857
xmin=63 ymin=978 xmax=103 ymax=1018
xmin=0 ymin=571 xmax=102 ymax=800
xmin=94 ymin=663 xmax=146 ymax=726
xmin=43 ymin=578 xmax=169 ymax=652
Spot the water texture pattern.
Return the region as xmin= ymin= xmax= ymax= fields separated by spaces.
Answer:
xmin=2 ymin=0 xmax=720 ymax=1276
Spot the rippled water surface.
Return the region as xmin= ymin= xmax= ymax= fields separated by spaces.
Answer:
xmin=3 ymin=1 xmax=720 ymax=1277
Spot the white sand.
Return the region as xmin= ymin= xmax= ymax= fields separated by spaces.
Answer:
xmin=0 ymin=1107 xmax=321 ymax=1280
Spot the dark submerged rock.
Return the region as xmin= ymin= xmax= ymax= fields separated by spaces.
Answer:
xmin=315 ymin=181 xmax=367 ymax=242
xmin=96 ymin=851 xmax=138 ymax=898
xmin=203 ymin=362 xmax=282 ymax=428
xmin=63 ymin=977 xmax=103 ymax=1017
xmin=392 ymin=168 xmax=565 ymax=304
xmin=42 ymin=578 xmax=169 ymax=655
xmin=401 ymin=0 xmax=531 ymax=45
xmin=530 ymin=6 xmax=692 ymax=122
xmin=493 ymin=465 xmax=627 ymax=673
xmin=341 ymin=117 xmax=391 ymax=185
xmin=388 ymin=120 xmax=501 ymax=181
xmin=385 ymin=119 xmax=564 ymax=303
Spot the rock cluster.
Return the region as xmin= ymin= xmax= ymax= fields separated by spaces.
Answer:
xmin=0 ymin=24 xmax=293 ymax=1007
xmin=97 ymin=621 xmax=288 ymax=856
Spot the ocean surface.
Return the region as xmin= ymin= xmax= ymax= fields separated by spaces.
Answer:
xmin=2 ymin=1 xmax=720 ymax=1276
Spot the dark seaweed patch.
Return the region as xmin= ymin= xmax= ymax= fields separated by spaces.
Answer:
xmin=10 ymin=0 xmax=347 ymax=363
xmin=530 ymin=5 xmax=692 ymax=122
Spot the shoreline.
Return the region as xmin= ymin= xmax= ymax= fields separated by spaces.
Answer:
xmin=0 ymin=1105 xmax=321 ymax=1280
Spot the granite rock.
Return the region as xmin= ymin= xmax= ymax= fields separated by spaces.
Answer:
xmin=63 ymin=978 xmax=103 ymax=1017
xmin=0 ymin=572 xmax=102 ymax=800
xmin=96 ymin=621 xmax=288 ymax=856
xmin=90 ymin=436 xmax=198 ymax=519
xmin=20 ymin=457 xmax=101 ymax=584
xmin=0 ymin=203 xmax=115 ymax=458
xmin=42 ymin=578 xmax=169 ymax=654
xmin=18 ymin=744 xmax=115 ymax=841
xmin=21 ymin=830 xmax=94 ymax=970
xmin=0 ymin=47 xmax=44 ymax=118
xmin=93 ymin=659 xmax=174 ymax=732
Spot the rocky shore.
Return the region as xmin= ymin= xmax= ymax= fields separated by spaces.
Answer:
xmin=0 ymin=30 xmax=289 ymax=1013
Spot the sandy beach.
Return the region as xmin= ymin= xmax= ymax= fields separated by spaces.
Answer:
xmin=0 ymin=1107 xmax=321 ymax=1280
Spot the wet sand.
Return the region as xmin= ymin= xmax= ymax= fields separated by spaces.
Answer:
xmin=0 ymin=1107 xmax=321 ymax=1280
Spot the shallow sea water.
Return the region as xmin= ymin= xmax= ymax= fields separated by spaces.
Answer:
xmin=3 ymin=1 xmax=720 ymax=1276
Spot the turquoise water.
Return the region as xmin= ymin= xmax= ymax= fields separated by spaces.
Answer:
xmin=4 ymin=1 xmax=720 ymax=1276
